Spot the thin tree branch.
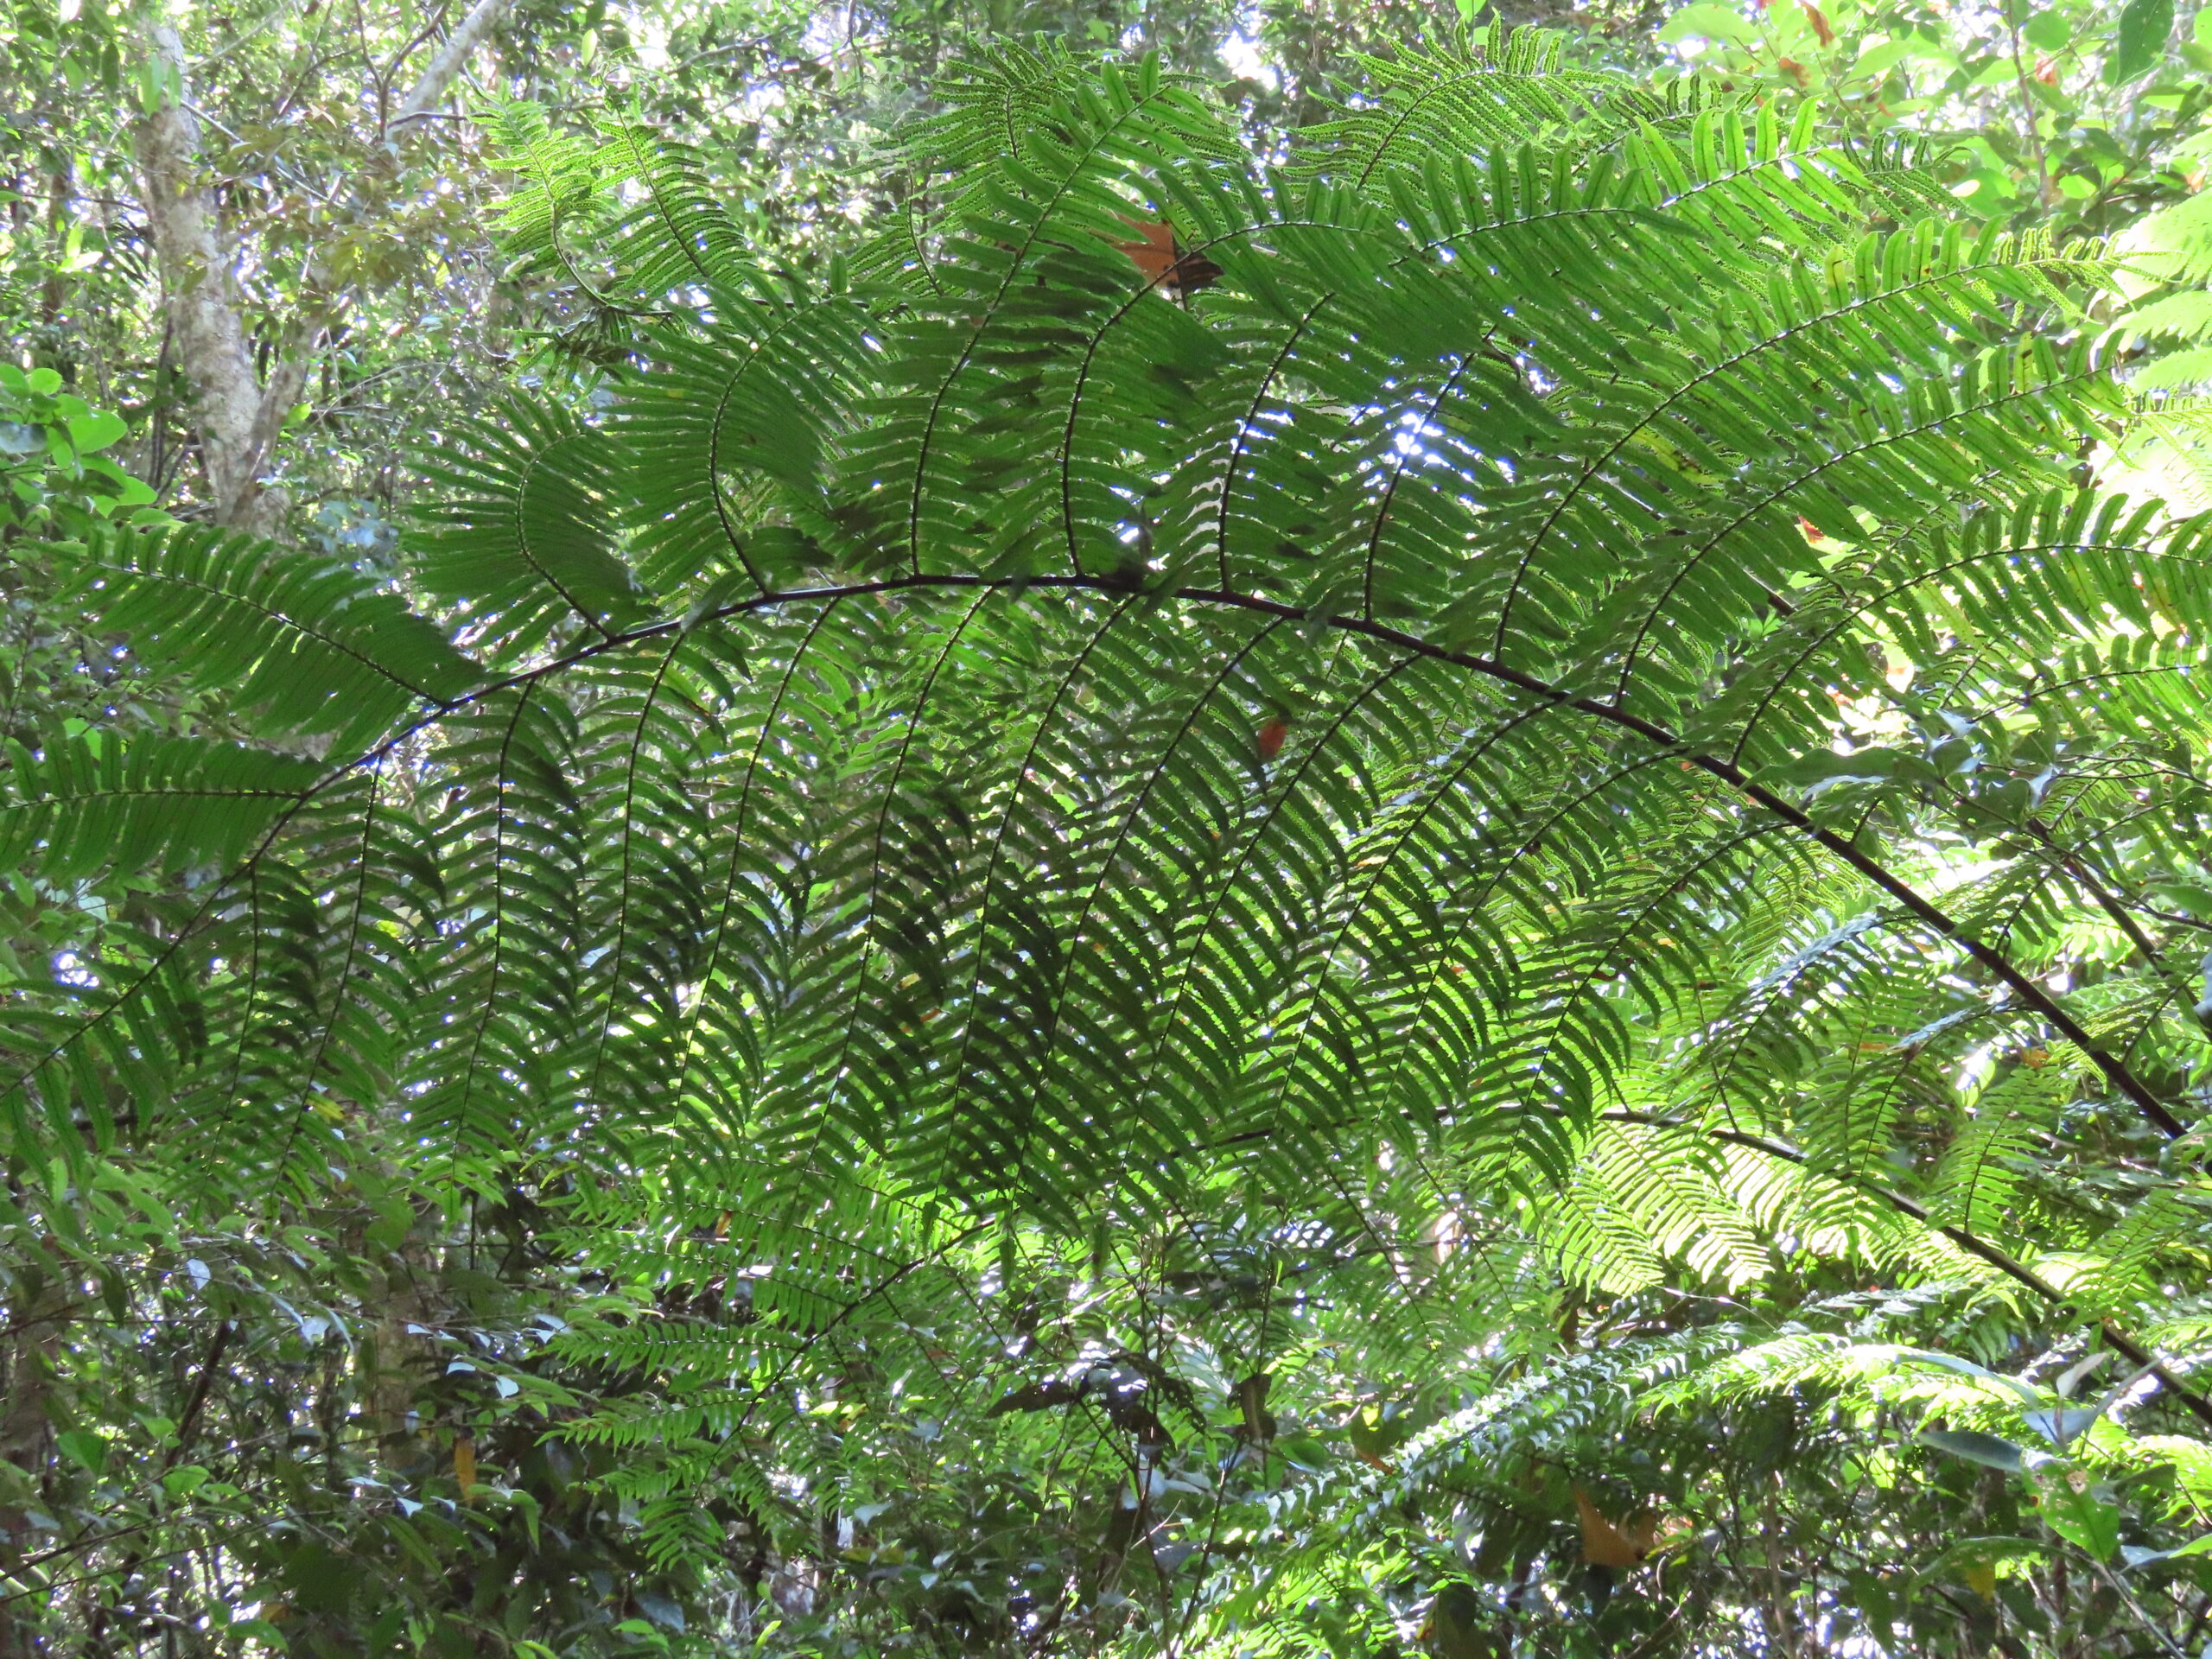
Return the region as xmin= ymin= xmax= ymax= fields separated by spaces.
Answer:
xmin=386 ymin=0 xmax=512 ymax=135
xmin=162 ymin=1320 xmax=234 ymax=1469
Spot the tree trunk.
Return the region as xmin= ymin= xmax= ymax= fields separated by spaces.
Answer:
xmin=129 ymin=22 xmax=289 ymax=534
xmin=0 ymin=1236 xmax=69 ymax=1659
xmin=130 ymin=0 xmax=514 ymax=534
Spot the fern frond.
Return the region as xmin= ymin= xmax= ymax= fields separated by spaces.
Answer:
xmin=55 ymin=525 xmax=477 ymax=748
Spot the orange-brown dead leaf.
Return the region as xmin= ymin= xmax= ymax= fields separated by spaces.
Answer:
xmin=1801 ymin=3 xmax=1834 ymax=45
xmin=1109 ymin=215 xmax=1223 ymax=296
xmin=1576 ymin=1488 xmax=1660 ymax=1569
xmin=1112 ymin=216 xmax=1178 ymax=281
xmin=1257 ymin=716 xmax=1290 ymax=760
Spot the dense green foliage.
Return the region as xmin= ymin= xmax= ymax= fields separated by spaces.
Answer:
xmin=14 ymin=3 xmax=2212 ymax=1656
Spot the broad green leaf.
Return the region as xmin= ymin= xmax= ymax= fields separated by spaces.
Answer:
xmin=56 ymin=1428 xmax=106 ymax=1471
xmin=2035 ymin=1467 xmax=2121 ymax=1561
xmin=2108 ymin=0 xmax=2175 ymax=81
xmin=1919 ymin=1429 xmax=2026 ymax=1471
xmin=66 ymin=410 xmax=127 ymax=454
xmin=1659 ymin=3 xmax=1764 ymax=44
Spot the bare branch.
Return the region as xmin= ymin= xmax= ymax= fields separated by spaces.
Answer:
xmin=388 ymin=0 xmax=514 ymax=136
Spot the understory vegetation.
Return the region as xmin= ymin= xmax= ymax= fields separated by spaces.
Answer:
xmin=13 ymin=0 xmax=2212 ymax=1654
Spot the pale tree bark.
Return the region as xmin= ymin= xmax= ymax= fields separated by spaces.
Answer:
xmin=130 ymin=1 xmax=514 ymax=534
xmin=130 ymin=23 xmax=277 ymax=533
xmin=389 ymin=0 xmax=516 ymax=134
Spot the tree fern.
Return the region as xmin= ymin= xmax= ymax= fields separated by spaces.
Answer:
xmin=22 ymin=36 xmax=2212 ymax=1655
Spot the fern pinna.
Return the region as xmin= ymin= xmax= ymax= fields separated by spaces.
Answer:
xmin=17 ymin=32 xmax=2212 ymax=1656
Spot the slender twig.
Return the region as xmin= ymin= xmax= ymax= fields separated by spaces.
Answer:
xmin=2003 ymin=0 xmax=2058 ymax=210
xmin=162 ymin=1320 xmax=234 ymax=1470
xmin=2092 ymin=1556 xmax=2191 ymax=1658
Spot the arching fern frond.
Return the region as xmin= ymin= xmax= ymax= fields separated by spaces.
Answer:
xmin=22 ymin=61 xmax=2212 ymax=1642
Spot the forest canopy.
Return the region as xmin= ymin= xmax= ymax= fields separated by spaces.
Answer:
xmin=10 ymin=0 xmax=2212 ymax=1655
